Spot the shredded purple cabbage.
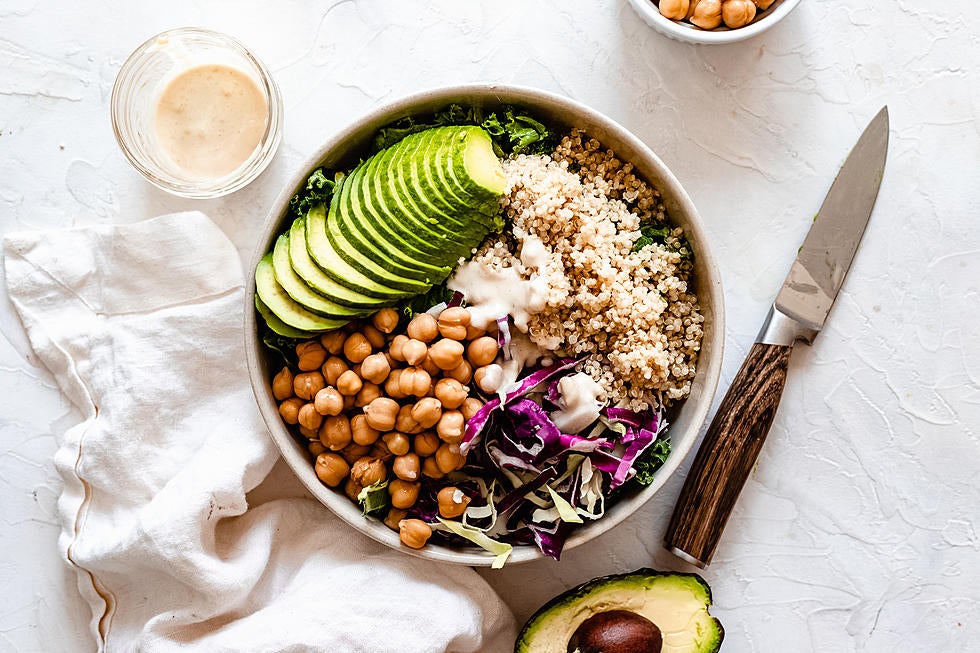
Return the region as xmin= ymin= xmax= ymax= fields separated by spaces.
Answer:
xmin=495 ymin=316 xmax=512 ymax=360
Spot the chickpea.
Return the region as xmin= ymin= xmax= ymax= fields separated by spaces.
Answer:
xmin=411 ymin=397 xmax=443 ymax=429
xmin=350 ymin=413 xmax=381 ymax=446
xmin=336 ymin=369 xmax=363 ymax=396
xmin=293 ymin=371 xmax=326 ymax=400
xmin=298 ymin=403 xmax=324 ymax=431
xmin=308 ymin=440 xmax=326 ymax=456
xmin=393 ymin=453 xmax=421 ymax=481
xmin=384 ymin=508 xmax=408 ymax=531
xmin=296 ymin=341 xmax=327 ymax=371
xmin=466 ymin=336 xmax=499 ymax=367
xmin=360 ymin=353 xmax=390 ymax=385
xmin=436 ymin=410 xmax=465 ymax=444
xmin=446 ymin=360 xmax=473 ymax=385
xmin=690 ymin=0 xmax=722 ymax=29
xmin=421 ymin=354 xmax=441 ymax=376
xmin=400 ymin=367 xmax=432 ymax=397
xmin=722 ymin=0 xmax=756 ymax=28
xmin=402 ymin=339 xmax=428 ymax=366
xmin=355 ymin=381 xmax=381 ymax=408
xmin=658 ymin=0 xmax=690 ymax=19
xmin=343 ymin=394 xmax=356 ymax=411
xmin=434 ymin=378 xmax=467 ymax=410
xmin=388 ymin=334 xmax=410 ymax=362
xmin=437 ymin=486 xmax=471 ymax=519
xmin=350 ymin=456 xmax=387 ymax=487
xmin=272 ymin=367 xmax=294 ymax=401
xmin=414 ymin=431 xmax=441 ymax=457
xmin=321 ymin=356 xmax=349 ymax=386
xmin=428 ymin=339 xmax=465 ymax=371
xmin=343 ymin=332 xmax=372 ymax=364
xmin=460 ymin=397 xmax=484 ymax=421
xmin=278 ymin=398 xmax=304 ymax=424
xmin=344 ymin=477 xmax=363 ymax=502
xmin=435 ymin=442 xmax=465 ymax=474
xmin=299 ymin=425 xmax=319 ymax=440
xmin=385 ymin=369 xmax=408 ymax=400
xmin=406 ymin=313 xmax=438 ymax=343
xmin=394 ymin=405 xmax=421 ymax=434
xmin=319 ymin=415 xmax=352 ymax=451
xmin=464 ymin=324 xmax=486 ymax=341
xmin=372 ymin=308 xmax=400 ymax=334
xmin=363 ymin=397 xmax=399 ymax=431
xmin=362 ymin=324 xmax=386 ymax=350
xmin=389 ymin=479 xmax=421 ymax=509
xmin=313 ymin=386 xmax=343 ymax=416
xmin=421 ymin=455 xmax=445 ymax=480
xmin=398 ymin=518 xmax=432 ymax=549
xmin=474 ymin=364 xmax=503 ymax=394
xmin=320 ymin=330 xmax=347 ymax=355
xmin=314 ymin=452 xmax=349 ymax=487
xmin=341 ymin=442 xmax=372 ymax=465
xmin=437 ymin=307 xmax=471 ymax=340
xmin=382 ymin=431 xmax=411 ymax=456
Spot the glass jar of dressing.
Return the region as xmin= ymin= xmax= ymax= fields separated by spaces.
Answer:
xmin=111 ymin=28 xmax=283 ymax=198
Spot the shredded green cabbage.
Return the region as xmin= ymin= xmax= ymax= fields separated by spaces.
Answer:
xmin=437 ymin=518 xmax=513 ymax=568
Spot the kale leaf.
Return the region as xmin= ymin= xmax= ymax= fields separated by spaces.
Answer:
xmin=632 ymin=436 xmax=672 ymax=486
xmin=288 ymin=168 xmax=336 ymax=220
xmin=261 ymin=328 xmax=303 ymax=369
xmin=399 ymin=283 xmax=456 ymax=319
xmin=632 ymin=223 xmax=692 ymax=260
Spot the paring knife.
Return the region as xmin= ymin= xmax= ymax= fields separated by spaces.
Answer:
xmin=665 ymin=107 xmax=890 ymax=568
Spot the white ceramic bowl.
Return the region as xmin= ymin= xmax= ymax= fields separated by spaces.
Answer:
xmin=244 ymin=84 xmax=725 ymax=566
xmin=628 ymin=0 xmax=802 ymax=44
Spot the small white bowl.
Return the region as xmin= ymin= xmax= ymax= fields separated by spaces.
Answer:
xmin=244 ymin=84 xmax=725 ymax=566
xmin=628 ymin=0 xmax=802 ymax=44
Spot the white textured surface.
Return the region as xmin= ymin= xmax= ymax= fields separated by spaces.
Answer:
xmin=0 ymin=1 xmax=977 ymax=651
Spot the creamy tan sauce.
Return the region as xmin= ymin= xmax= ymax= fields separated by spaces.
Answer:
xmin=154 ymin=64 xmax=267 ymax=179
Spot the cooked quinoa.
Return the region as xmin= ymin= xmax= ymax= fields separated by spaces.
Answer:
xmin=470 ymin=133 xmax=704 ymax=411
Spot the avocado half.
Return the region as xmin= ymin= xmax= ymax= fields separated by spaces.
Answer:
xmin=515 ymin=569 xmax=724 ymax=653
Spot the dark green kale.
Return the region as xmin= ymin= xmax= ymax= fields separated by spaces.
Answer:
xmin=632 ymin=437 xmax=672 ymax=486
xmin=632 ymin=224 xmax=692 ymax=260
xmin=261 ymin=328 xmax=303 ymax=369
xmin=288 ymin=168 xmax=336 ymax=220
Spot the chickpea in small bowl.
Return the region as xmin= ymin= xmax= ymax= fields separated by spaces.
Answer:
xmin=629 ymin=0 xmax=802 ymax=44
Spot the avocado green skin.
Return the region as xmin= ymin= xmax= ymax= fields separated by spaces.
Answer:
xmin=353 ymin=144 xmax=467 ymax=259
xmin=305 ymin=203 xmax=414 ymax=299
xmin=255 ymin=254 xmax=349 ymax=332
xmin=514 ymin=569 xmax=724 ymax=653
xmin=271 ymin=232 xmax=375 ymax=319
xmin=332 ymin=162 xmax=451 ymax=283
xmin=286 ymin=218 xmax=394 ymax=309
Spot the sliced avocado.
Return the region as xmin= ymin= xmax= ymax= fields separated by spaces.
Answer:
xmin=254 ymin=296 xmax=317 ymax=339
xmin=371 ymin=131 xmax=485 ymax=252
xmin=287 ymin=218 xmax=393 ymax=310
xmin=356 ymin=140 xmax=473 ymax=258
xmin=515 ymin=569 xmax=723 ymax=653
xmin=436 ymin=126 xmax=508 ymax=214
xmin=333 ymin=161 xmax=452 ymax=282
xmin=305 ymin=204 xmax=410 ymax=300
xmin=324 ymin=188 xmax=432 ymax=292
xmin=271 ymin=232 xmax=373 ymax=319
xmin=255 ymin=254 xmax=348 ymax=332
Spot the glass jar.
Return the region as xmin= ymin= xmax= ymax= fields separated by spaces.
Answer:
xmin=111 ymin=28 xmax=283 ymax=199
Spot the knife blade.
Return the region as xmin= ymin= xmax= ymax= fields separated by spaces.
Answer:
xmin=664 ymin=107 xmax=890 ymax=568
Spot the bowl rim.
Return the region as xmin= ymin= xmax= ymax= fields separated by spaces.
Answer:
xmin=627 ymin=0 xmax=803 ymax=44
xmin=244 ymin=83 xmax=725 ymax=566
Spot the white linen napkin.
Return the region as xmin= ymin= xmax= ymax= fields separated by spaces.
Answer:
xmin=3 ymin=212 xmax=516 ymax=653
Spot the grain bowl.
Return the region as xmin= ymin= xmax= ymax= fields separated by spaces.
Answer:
xmin=628 ymin=0 xmax=802 ymax=44
xmin=244 ymin=84 xmax=724 ymax=566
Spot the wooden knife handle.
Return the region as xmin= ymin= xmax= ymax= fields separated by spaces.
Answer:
xmin=665 ymin=342 xmax=793 ymax=567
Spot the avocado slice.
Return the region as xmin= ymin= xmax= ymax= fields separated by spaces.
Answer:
xmin=254 ymin=296 xmax=316 ymax=339
xmin=271 ymin=232 xmax=373 ymax=319
xmin=287 ymin=218 xmax=393 ymax=310
xmin=333 ymin=161 xmax=452 ymax=282
xmin=323 ymin=189 xmax=432 ymax=293
xmin=305 ymin=204 xmax=412 ymax=300
xmin=356 ymin=139 xmax=474 ymax=257
xmin=371 ymin=131 xmax=485 ymax=253
xmin=255 ymin=254 xmax=348 ymax=332
xmin=434 ymin=126 xmax=508 ymax=215
xmin=515 ymin=569 xmax=723 ymax=653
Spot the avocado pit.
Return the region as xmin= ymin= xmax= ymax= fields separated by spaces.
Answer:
xmin=567 ymin=609 xmax=663 ymax=653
